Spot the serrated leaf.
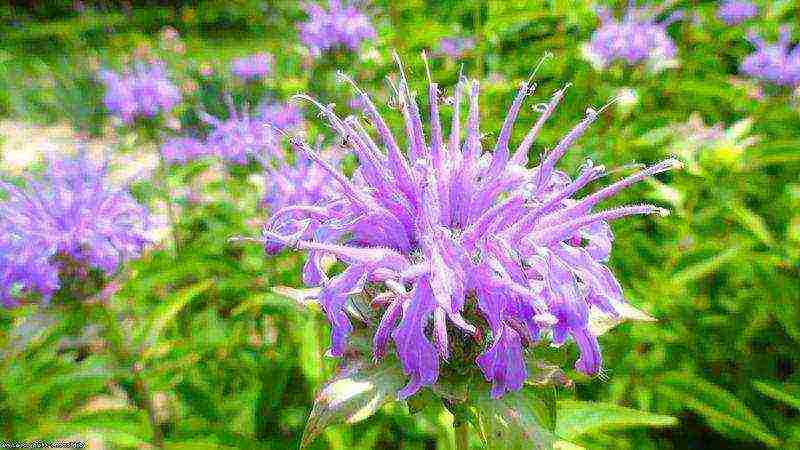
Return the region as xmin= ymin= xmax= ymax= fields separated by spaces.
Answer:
xmin=658 ymin=373 xmax=780 ymax=447
xmin=753 ymin=380 xmax=800 ymax=411
xmin=588 ymin=303 xmax=656 ymax=337
xmin=470 ymin=386 xmax=557 ymax=450
xmin=301 ymin=359 xmax=405 ymax=449
xmin=555 ymin=400 xmax=676 ymax=440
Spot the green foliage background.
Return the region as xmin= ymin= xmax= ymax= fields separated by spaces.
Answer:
xmin=1 ymin=0 xmax=799 ymax=448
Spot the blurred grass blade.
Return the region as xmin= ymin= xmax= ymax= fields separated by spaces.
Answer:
xmin=555 ymin=400 xmax=676 ymax=441
xmin=137 ymin=280 xmax=213 ymax=354
xmin=658 ymin=373 xmax=780 ymax=447
xmin=672 ymin=245 xmax=745 ymax=286
xmin=730 ymin=200 xmax=776 ymax=248
xmin=753 ymin=380 xmax=800 ymax=411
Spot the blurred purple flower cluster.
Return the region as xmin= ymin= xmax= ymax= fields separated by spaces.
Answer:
xmin=717 ymin=1 xmax=758 ymax=26
xmin=259 ymin=101 xmax=304 ymax=131
xmin=0 ymin=152 xmax=152 ymax=307
xmin=298 ymin=0 xmax=376 ymax=56
xmin=261 ymin=148 xmax=341 ymax=254
xmin=261 ymin=66 xmax=678 ymax=399
xmin=262 ymin=151 xmax=338 ymax=213
xmin=161 ymin=99 xmax=304 ymax=166
xmin=436 ymin=37 xmax=476 ymax=59
xmin=231 ymin=53 xmax=274 ymax=81
xmin=583 ymin=2 xmax=683 ymax=72
xmin=741 ymin=27 xmax=800 ymax=88
xmin=200 ymin=103 xmax=282 ymax=165
xmin=98 ymin=60 xmax=181 ymax=123
xmin=161 ymin=137 xmax=211 ymax=165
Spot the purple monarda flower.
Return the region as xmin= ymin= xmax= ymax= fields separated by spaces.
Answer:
xmin=259 ymin=101 xmax=304 ymax=131
xmin=583 ymin=2 xmax=683 ymax=73
xmin=0 ymin=151 xmax=152 ymax=307
xmin=298 ymin=0 xmax=376 ymax=56
xmin=260 ymin=149 xmax=341 ymax=254
xmin=436 ymin=37 xmax=476 ymax=59
xmin=741 ymin=27 xmax=800 ymax=88
xmin=98 ymin=60 xmax=181 ymax=123
xmin=263 ymin=151 xmax=338 ymax=213
xmin=161 ymin=137 xmax=211 ymax=165
xmin=261 ymin=62 xmax=679 ymax=399
xmin=717 ymin=1 xmax=758 ymax=26
xmin=201 ymin=99 xmax=281 ymax=165
xmin=231 ymin=53 xmax=273 ymax=81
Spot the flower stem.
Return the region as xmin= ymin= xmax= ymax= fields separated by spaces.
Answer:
xmin=156 ymin=146 xmax=182 ymax=254
xmin=455 ymin=421 xmax=469 ymax=450
xmin=99 ymin=305 xmax=165 ymax=448
xmin=133 ymin=363 xmax=165 ymax=448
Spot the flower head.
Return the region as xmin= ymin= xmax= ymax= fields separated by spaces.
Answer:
xmin=261 ymin=60 xmax=679 ymax=399
xmin=231 ymin=53 xmax=273 ymax=81
xmin=741 ymin=27 xmax=800 ymax=88
xmin=261 ymin=148 xmax=342 ymax=254
xmin=161 ymin=137 xmax=211 ymax=165
xmin=201 ymin=98 xmax=281 ymax=165
xmin=582 ymin=2 xmax=683 ymax=73
xmin=299 ymin=0 xmax=376 ymax=56
xmin=98 ymin=60 xmax=181 ymax=123
xmin=717 ymin=1 xmax=758 ymax=26
xmin=259 ymin=101 xmax=304 ymax=131
xmin=0 ymin=151 xmax=153 ymax=307
xmin=436 ymin=37 xmax=476 ymax=59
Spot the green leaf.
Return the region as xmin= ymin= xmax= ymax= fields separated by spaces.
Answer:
xmin=672 ymin=245 xmax=746 ymax=286
xmin=272 ymin=285 xmax=321 ymax=308
xmin=470 ymin=386 xmax=557 ymax=450
xmin=587 ymin=302 xmax=655 ymax=337
xmin=137 ymin=280 xmax=213 ymax=355
xmin=658 ymin=373 xmax=780 ymax=447
xmin=730 ymin=200 xmax=776 ymax=248
xmin=525 ymin=359 xmax=573 ymax=389
xmin=555 ymin=400 xmax=676 ymax=441
xmin=753 ymin=380 xmax=800 ymax=411
xmin=300 ymin=359 xmax=406 ymax=449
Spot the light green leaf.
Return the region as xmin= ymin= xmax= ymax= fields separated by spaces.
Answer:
xmin=301 ymin=359 xmax=405 ymax=449
xmin=730 ymin=201 xmax=776 ymax=248
xmin=525 ymin=359 xmax=573 ymax=388
xmin=658 ymin=373 xmax=780 ymax=447
xmin=555 ymin=400 xmax=676 ymax=440
xmin=753 ymin=380 xmax=800 ymax=411
xmin=271 ymin=286 xmax=321 ymax=308
xmin=672 ymin=245 xmax=746 ymax=286
xmin=137 ymin=280 xmax=213 ymax=355
xmin=588 ymin=303 xmax=656 ymax=337
xmin=470 ymin=386 xmax=557 ymax=450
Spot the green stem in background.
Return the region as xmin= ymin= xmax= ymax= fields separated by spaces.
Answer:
xmin=133 ymin=362 xmax=165 ymax=449
xmin=474 ymin=0 xmax=484 ymax=78
xmin=455 ymin=421 xmax=470 ymax=450
xmin=99 ymin=304 xmax=165 ymax=449
xmin=154 ymin=134 xmax=182 ymax=254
